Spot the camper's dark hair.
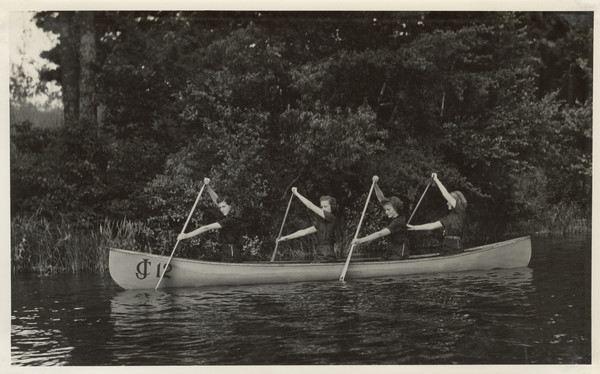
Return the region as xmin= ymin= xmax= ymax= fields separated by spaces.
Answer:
xmin=450 ymin=191 xmax=467 ymax=209
xmin=381 ymin=196 xmax=403 ymax=214
xmin=320 ymin=195 xmax=337 ymax=212
xmin=218 ymin=196 xmax=241 ymax=217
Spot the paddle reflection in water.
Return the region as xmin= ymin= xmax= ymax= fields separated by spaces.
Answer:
xmin=108 ymin=267 xmax=539 ymax=365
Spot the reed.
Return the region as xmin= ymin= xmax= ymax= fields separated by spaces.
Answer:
xmin=537 ymin=201 xmax=591 ymax=235
xmin=11 ymin=215 xmax=155 ymax=275
xmin=98 ymin=217 xmax=155 ymax=252
xmin=270 ymin=235 xmax=317 ymax=261
xmin=12 ymin=199 xmax=588 ymax=275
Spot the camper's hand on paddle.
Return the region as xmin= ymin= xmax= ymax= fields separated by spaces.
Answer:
xmin=352 ymin=237 xmax=364 ymax=246
xmin=291 ymin=187 xmax=298 ymax=196
xmin=277 ymin=236 xmax=287 ymax=243
xmin=203 ymin=177 xmax=211 ymax=185
xmin=431 ymin=173 xmax=438 ymax=181
xmin=178 ymin=233 xmax=190 ymax=241
xmin=372 ymin=175 xmax=379 ymax=183
xmin=406 ymin=224 xmax=415 ymax=231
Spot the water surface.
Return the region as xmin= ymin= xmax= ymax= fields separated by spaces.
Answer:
xmin=11 ymin=235 xmax=591 ymax=365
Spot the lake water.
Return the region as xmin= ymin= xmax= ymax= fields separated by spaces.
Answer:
xmin=11 ymin=234 xmax=591 ymax=366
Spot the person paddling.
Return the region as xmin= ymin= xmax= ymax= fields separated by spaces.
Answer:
xmin=277 ymin=187 xmax=338 ymax=262
xmin=407 ymin=173 xmax=467 ymax=255
xmin=178 ymin=178 xmax=244 ymax=262
xmin=351 ymin=176 xmax=409 ymax=260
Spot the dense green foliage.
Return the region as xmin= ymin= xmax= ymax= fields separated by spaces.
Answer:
xmin=11 ymin=11 xmax=592 ymax=271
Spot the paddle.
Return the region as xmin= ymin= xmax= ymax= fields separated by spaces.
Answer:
xmin=339 ymin=176 xmax=378 ymax=282
xmin=399 ymin=176 xmax=434 ymax=256
xmin=270 ymin=193 xmax=295 ymax=262
xmin=155 ymin=182 xmax=206 ymax=290
xmin=407 ymin=176 xmax=434 ymax=224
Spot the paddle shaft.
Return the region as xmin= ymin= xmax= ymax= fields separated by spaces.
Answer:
xmin=155 ymin=183 xmax=206 ymax=290
xmin=270 ymin=193 xmax=295 ymax=262
xmin=407 ymin=177 xmax=434 ymax=224
xmin=339 ymin=179 xmax=377 ymax=282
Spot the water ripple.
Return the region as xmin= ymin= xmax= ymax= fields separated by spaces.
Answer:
xmin=11 ymin=235 xmax=591 ymax=365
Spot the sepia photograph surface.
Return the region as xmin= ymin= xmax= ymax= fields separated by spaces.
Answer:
xmin=4 ymin=1 xmax=597 ymax=372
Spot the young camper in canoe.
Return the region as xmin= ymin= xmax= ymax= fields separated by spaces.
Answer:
xmin=276 ymin=187 xmax=337 ymax=262
xmin=407 ymin=173 xmax=467 ymax=254
xmin=178 ymin=178 xmax=244 ymax=262
xmin=351 ymin=176 xmax=410 ymax=260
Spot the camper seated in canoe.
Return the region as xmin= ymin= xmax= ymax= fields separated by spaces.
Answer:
xmin=407 ymin=173 xmax=466 ymax=255
xmin=277 ymin=187 xmax=338 ymax=262
xmin=178 ymin=178 xmax=244 ymax=263
xmin=352 ymin=176 xmax=409 ymax=260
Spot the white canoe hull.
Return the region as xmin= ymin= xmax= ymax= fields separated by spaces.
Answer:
xmin=109 ymin=236 xmax=531 ymax=289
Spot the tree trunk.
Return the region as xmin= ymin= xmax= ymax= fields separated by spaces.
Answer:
xmin=77 ymin=11 xmax=97 ymax=127
xmin=59 ymin=12 xmax=79 ymax=127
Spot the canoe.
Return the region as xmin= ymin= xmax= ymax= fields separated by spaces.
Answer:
xmin=108 ymin=236 xmax=531 ymax=289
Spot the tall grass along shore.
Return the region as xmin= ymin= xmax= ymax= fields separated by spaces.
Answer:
xmin=11 ymin=207 xmax=590 ymax=275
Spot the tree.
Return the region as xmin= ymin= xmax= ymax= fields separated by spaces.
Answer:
xmin=77 ymin=12 xmax=97 ymax=125
xmin=17 ymin=10 xmax=592 ymax=248
xmin=35 ymin=11 xmax=98 ymax=127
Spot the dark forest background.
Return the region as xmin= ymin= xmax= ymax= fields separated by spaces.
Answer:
xmin=10 ymin=11 xmax=592 ymax=272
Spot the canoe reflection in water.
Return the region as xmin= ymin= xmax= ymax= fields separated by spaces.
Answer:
xmin=108 ymin=267 xmax=536 ymax=365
